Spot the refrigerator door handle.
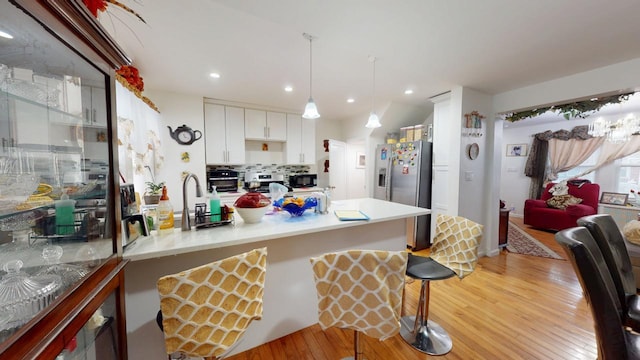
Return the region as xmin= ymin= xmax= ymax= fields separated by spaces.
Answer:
xmin=385 ymin=156 xmax=392 ymax=201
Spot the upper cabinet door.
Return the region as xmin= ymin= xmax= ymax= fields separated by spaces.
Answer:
xmin=266 ymin=111 xmax=287 ymax=141
xmin=285 ymin=114 xmax=315 ymax=164
xmin=300 ymin=118 xmax=316 ymax=165
xmin=286 ymin=113 xmax=302 ymax=164
xmin=205 ymin=103 xmax=227 ymax=164
xmin=244 ymin=109 xmax=286 ymax=141
xmin=225 ymin=106 xmax=246 ymax=164
xmin=244 ymin=109 xmax=266 ymax=140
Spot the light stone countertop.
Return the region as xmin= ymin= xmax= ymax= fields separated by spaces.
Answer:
xmin=123 ymin=197 xmax=429 ymax=261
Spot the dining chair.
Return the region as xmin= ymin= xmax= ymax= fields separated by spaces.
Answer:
xmin=310 ymin=249 xmax=408 ymax=360
xmin=555 ymin=227 xmax=640 ymax=360
xmin=578 ymin=214 xmax=640 ymax=330
xmin=156 ymin=247 xmax=267 ymax=360
xmin=400 ymin=214 xmax=484 ymax=355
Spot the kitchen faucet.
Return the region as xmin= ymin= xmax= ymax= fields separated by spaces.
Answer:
xmin=181 ymin=173 xmax=203 ymax=231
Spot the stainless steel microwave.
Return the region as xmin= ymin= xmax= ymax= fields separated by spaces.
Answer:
xmin=208 ymin=169 xmax=239 ymax=192
xmin=289 ymin=174 xmax=317 ymax=188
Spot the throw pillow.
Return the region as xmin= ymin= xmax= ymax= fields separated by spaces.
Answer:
xmin=624 ymin=220 xmax=640 ymax=246
xmin=546 ymin=194 xmax=582 ymax=210
xmin=549 ymin=181 xmax=569 ymax=196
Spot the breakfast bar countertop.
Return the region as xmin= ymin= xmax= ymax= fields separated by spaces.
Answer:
xmin=123 ymin=197 xmax=430 ymax=261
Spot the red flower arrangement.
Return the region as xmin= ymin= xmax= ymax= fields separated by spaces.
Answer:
xmin=117 ymin=65 xmax=144 ymax=92
xmin=82 ymin=0 xmax=146 ymax=23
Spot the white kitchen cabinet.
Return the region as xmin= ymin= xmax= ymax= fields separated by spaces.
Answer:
xmin=81 ymin=85 xmax=107 ymax=127
xmin=244 ymin=109 xmax=286 ymax=141
xmin=285 ymin=113 xmax=316 ymax=165
xmin=205 ymin=103 xmax=246 ymax=164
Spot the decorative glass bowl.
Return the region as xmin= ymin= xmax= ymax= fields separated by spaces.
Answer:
xmin=274 ymin=197 xmax=317 ymax=217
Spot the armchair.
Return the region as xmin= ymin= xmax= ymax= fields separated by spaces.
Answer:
xmin=524 ymin=181 xmax=600 ymax=231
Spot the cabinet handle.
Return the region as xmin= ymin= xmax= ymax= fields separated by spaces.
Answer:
xmin=267 ymin=127 xmax=270 ymax=138
xmin=85 ymin=108 xmax=90 ymax=121
xmin=92 ymin=109 xmax=97 ymax=123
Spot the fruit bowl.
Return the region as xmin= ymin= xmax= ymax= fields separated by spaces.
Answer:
xmin=274 ymin=197 xmax=317 ymax=217
xmin=235 ymin=206 xmax=268 ymax=224
xmin=234 ymin=192 xmax=271 ymax=224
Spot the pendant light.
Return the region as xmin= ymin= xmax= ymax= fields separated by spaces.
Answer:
xmin=365 ymin=56 xmax=381 ymax=128
xmin=302 ymin=33 xmax=320 ymax=119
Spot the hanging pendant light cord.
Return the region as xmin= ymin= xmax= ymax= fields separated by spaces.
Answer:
xmin=371 ymin=59 xmax=376 ymax=110
xmin=309 ymin=37 xmax=313 ymax=97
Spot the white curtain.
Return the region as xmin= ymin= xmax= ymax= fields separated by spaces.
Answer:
xmin=547 ymin=137 xmax=604 ymax=180
xmin=573 ymin=135 xmax=640 ymax=178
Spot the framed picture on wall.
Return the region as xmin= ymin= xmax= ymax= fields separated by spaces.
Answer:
xmin=600 ymin=192 xmax=628 ymax=205
xmin=506 ymin=144 xmax=528 ymax=157
xmin=356 ymin=152 xmax=365 ymax=168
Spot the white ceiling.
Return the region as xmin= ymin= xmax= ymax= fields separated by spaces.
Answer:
xmin=100 ymin=0 xmax=640 ymax=122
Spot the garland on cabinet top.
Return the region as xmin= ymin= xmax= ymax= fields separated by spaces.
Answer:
xmin=81 ymin=1 xmax=158 ymax=112
xmin=82 ymin=0 xmax=146 ymax=23
xmin=115 ymin=70 xmax=159 ymax=113
xmin=504 ymin=92 xmax=634 ymax=123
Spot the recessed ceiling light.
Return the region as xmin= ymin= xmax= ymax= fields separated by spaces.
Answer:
xmin=209 ymin=73 xmax=220 ymax=78
xmin=404 ymin=89 xmax=414 ymax=95
xmin=284 ymin=86 xmax=293 ymax=92
xmin=347 ymin=98 xmax=355 ymax=103
xmin=0 ymin=30 xmax=13 ymax=39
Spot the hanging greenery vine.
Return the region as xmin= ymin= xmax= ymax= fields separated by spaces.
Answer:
xmin=504 ymin=92 xmax=635 ymax=122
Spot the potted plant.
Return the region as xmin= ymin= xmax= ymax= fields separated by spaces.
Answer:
xmin=144 ymin=181 xmax=165 ymax=205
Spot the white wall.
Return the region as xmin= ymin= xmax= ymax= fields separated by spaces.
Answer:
xmin=458 ymin=88 xmax=496 ymax=256
xmin=493 ymin=58 xmax=640 ymax=114
xmin=345 ymin=140 xmax=367 ymax=198
xmin=146 ymin=90 xmax=207 ymax=213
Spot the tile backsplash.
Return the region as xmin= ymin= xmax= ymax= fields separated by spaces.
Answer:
xmin=207 ymin=164 xmax=316 ymax=184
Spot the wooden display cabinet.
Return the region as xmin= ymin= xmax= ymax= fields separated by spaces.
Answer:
xmin=0 ymin=1 xmax=129 ymax=358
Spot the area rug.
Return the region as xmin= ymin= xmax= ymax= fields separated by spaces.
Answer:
xmin=506 ymin=222 xmax=564 ymax=260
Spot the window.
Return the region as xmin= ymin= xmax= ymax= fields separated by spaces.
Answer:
xmin=617 ymin=151 xmax=640 ymax=193
xmin=555 ymin=149 xmax=600 ymax=183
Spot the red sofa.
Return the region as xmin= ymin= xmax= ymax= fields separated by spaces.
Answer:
xmin=524 ymin=181 xmax=600 ymax=231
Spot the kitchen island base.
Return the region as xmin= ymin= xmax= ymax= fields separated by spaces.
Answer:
xmin=125 ymin=218 xmax=409 ymax=358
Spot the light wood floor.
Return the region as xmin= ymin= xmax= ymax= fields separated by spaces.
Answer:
xmin=227 ymin=218 xmax=596 ymax=360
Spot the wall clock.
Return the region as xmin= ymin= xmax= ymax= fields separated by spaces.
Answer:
xmin=467 ymin=143 xmax=479 ymax=160
xmin=168 ymin=125 xmax=202 ymax=145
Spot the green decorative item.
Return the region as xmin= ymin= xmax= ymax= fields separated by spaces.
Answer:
xmin=504 ymin=92 xmax=634 ymax=123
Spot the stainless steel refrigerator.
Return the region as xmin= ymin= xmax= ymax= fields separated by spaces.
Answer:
xmin=374 ymin=140 xmax=432 ymax=250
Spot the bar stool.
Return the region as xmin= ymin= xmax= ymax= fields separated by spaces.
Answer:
xmin=400 ymin=214 xmax=483 ymax=355
xmin=310 ymin=249 xmax=408 ymax=360
xmin=156 ymin=247 xmax=267 ymax=360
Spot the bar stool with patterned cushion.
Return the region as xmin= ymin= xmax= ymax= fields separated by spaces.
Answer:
xmin=156 ymin=247 xmax=267 ymax=360
xmin=400 ymin=214 xmax=483 ymax=355
xmin=310 ymin=249 xmax=408 ymax=360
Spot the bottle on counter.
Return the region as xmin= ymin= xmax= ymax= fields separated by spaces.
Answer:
xmin=157 ymin=185 xmax=174 ymax=234
xmin=55 ymin=193 xmax=76 ymax=235
xmin=209 ymin=186 xmax=221 ymax=222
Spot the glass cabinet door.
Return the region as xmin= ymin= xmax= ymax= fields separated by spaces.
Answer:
xmin=0 ymin=0 xmax=116 ymax=342
xmin=55 ymin=290 xmax=121 ymax=360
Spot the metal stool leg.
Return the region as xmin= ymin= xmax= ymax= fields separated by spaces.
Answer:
xmin=400 ymin=279 xmax=452 ymax=355
xmin=341 ymin=330 xmax=364 ymax=360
